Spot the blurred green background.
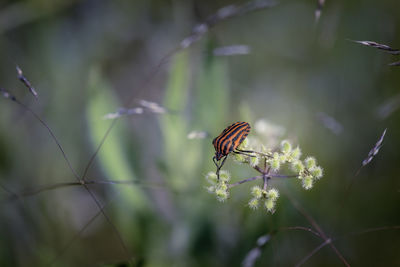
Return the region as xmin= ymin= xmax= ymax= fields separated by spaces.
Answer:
xmin=0 ymin=0 xmax=399 ymax=266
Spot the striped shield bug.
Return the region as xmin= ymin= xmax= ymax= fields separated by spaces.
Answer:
xmin=212 ymin=122 xmax=255 ymax=179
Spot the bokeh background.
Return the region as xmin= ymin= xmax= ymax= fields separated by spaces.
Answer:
xmin=0 ymin=0 xmax=399 ymax=266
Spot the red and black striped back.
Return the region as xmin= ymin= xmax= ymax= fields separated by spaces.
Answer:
xmin=212 ymin=122 xmax=250 ymax=160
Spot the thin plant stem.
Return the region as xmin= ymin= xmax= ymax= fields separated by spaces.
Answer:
xmin=229 ymin=176 xmax=264 ymax=188
xmin=4 ymin=179 xmax=166 ymax=202
xmin=279 ymin=226 xmax=322 ymax=238
xmin=1 ymin=91 xmax=133 ymax=263
xmin=263 ymin=176 xmax=268 ymax=191
xmin=269 ymin=174 xmax=298 ymax=178
xmin=295 ymin=239 xmax=331 ymax=267
xmin=284 ymin=190 xmax=350 ymax=267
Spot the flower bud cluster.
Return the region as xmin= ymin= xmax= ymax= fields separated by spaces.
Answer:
xmin=206 ymin=136 xmax=324 ymax=212
xmin=291 ymin=156 xmax=324 ymax=190
xmin=205 ymin=171 xmax=231 ymax=202
xmin=248 ymin=186 xmax=279 ymax=213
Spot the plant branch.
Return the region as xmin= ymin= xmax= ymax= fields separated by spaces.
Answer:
xmin=263 ymin=176 xmax=268 ymax=190
xmin=229 ymin=176 xmax=263 ymax=188
xmin=4 ymin=179 xmax=166 ymax=201
xmin=279 ymin=226 xmax=322 ymax=238
xmin=254 ymin=165 xmax=265 ymax=174
xmin=283 ymin=189 xmax=350 ymax=267
xmin=269 ymin=174 xmax=298 ymax=179
xmin=295 ymin=239 xmax=331 ymax=267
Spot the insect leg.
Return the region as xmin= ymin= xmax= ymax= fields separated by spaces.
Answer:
xmin=236 ymin=149 xmax=257 ymax=154
xmin=213 ymin=156 xmax=218 ymax=168
xmin=215 ymin=155 xmax=228 ymax=180
xmin=233 ymin=150 xmax=257 ymax=158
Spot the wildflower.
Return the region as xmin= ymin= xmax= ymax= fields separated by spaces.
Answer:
xmin=248 ymin=198 xmax=259 ymax=210
xmin=291 ymin=146 xmax=302 ymax=160
xmin=219 ymin=170 xmax=231 ymax=182
xmin=310 ymin=166 xmax=323 ymax=179
xmin=264 ymin=199 xmax=276 ymax=212
xmin=302 ymin=176 xmax=314 ymax=190
xmin=291 ymin=160 xmax=305 ymax=174
xmin=251 ymin=186 xmax=263 ymax=199
xmin=266 ymin=188 xmax=279 ymax=201
xmin=249 ymin=155 xmax=260 ymax=167
xmin=215 ymin=188 xmax=229 ymax=202
xmin=305 ymin=157 xmax=317 ymax=169
xmin=281 ymin=140 xmax=292 ymax=154
xmin=205 ymin=172 xmax=218 ymax=184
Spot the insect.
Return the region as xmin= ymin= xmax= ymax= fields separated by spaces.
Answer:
xmin=212 ymin=121 xmax=255 ymax=179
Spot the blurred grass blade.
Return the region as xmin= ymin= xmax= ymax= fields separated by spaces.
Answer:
xmin=191 ymin=52 xmax=230 ymax=173
xmin=160 ymin=49 xmax=230 ymax=189
xmin=242 ymin=234 xmax=271 ymax=267
xmin=388 ymin=61 xmax=400 ymax=66
xmin=86 ymin=67 xmax=148 ymax=210
xmin=193 ymin=53 xmax=229 ymax=129
xmin=351 ymin=40 xmax=400 ymax=55
xmin=315 ymin=0 xmax=325 ymax=23
xmin=160 ymin=51 xmax=191 ymax=189
xmin=361 ymin=128 xmax=387 ymax=167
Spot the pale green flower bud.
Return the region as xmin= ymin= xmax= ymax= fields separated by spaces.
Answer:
xmin=264 ymin=199 xmax=276 ymax=212
xmin=291 ymin=160 xmax=305 ymax=174
xmin=205 ymin=185 xmax=215 ymax=193
xmin=305 ymin=157 xmax=317 ymax=169
xmin=219 ymin=170 xmax=231 ymax=182
xmin=291 ymin=146 xmax=302 ymax=160
xmin=234 ymin=153 xmax=247 ymax=163
xmin=248 ymin=198 xmax=259 ymax=210
xmin=205 ymin=172 xmax=218 ymax=184
xmin=279 ymin=154 xmax=287 ymax=163
xmin=249 ymin=155 xmax=260 ymax=167
xmin=302 ymin=176 xmax=314 ymax=190
xmin=310 ymin=166 xmax=324 ymax=179
xmin=270 ymin=158 xmax=280 ymax=171
xmin=215 ymin=188 xmax=229 ymax=202
xmin=266 ymin=188 xmax=279 ymax=201
xmin=281 ymin=140 xmax=292 ymax=154
xmin=251 ymin=186 xmax=263 ymax=199
xmin=219 ymin=182 xmax=228 ymax=191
